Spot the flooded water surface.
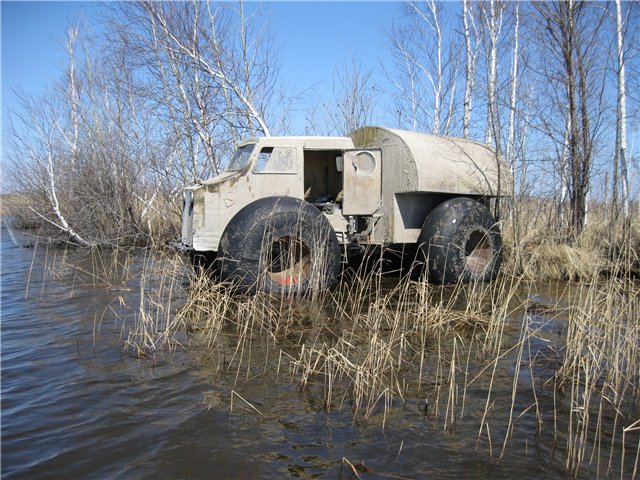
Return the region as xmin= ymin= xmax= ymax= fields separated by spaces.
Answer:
xmin=2 ymin=224 xmax=638 ymax=479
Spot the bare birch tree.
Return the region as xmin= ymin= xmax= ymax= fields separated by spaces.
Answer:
xmin=327 ymin=57 xmax=378 ymax=135
xmin=614 ymin=0 xmax=630 ymax=227
xmin=139 ymin=1 xmax=272 ymax=138
xmin=479 ymin=0 xmax=505 ymax=149
xmin=63 ymin=25 xmax=81 ymax=166
xmin=532 ymin=1 xmax=609 ymax=238
xmin=505 ymin=3 xmax=520 ymax=167
xmin=462 ymin=0 xmax=479 ymax=139
xmin=107 ymin=0 xmax=280 ymax=181
xmin=388 ymin=1 xmax=461 ymax=135
xmin=7 ymin=94 xmax=92 ymax=246
xmin=9 ymin=22 xmax=185 ymax=245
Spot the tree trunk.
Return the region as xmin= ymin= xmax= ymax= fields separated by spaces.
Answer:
xmin=462 ymin=0 xmax=477 ymax=139
xmin=506 ymin=3 xmax=519 ymax=167
xmin=615 ymin=0 xmax=630 ymax=226
xmin=484 ymin=0 xmax=501 ymax=148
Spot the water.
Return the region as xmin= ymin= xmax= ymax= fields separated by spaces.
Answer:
xmin=1 ymin=224 xmax=635 ymax=479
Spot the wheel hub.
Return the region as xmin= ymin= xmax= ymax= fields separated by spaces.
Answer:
xmin=465 ymin=230 xmax=491 ymax=274
xmin=265 ymin=235 xmax=311 ymax=286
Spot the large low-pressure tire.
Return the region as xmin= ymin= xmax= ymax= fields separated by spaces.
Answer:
xmin=418 ymin=197 xmax=503 ymax=285
xmin=216 ymin=196 xmax=341 ymax=295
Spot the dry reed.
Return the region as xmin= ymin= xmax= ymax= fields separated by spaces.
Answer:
xmin=30 ymin=229 xmax=640 ymax=478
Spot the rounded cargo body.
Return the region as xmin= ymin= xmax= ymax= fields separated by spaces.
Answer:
xmin=350 ymin=126 xmax=511 ymax=198
xmin=350 ymin=126 xmax=511 ymax=245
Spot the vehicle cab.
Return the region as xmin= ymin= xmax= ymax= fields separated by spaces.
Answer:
xmin=180 ymin=136 xmax=356 ymax=253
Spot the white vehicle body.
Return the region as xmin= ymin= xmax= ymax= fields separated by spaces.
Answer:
xmin=180 ymin=126 xmax=509 ymax=255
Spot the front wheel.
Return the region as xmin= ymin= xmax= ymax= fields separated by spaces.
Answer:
xmin=216 ymin=196 xmax=341 ymax=295
xmin=418 ymin=197 xmax=503 ymax=284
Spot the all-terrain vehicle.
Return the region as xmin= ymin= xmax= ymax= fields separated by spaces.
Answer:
xmin=175 ymin=126 xmax=510 ymax=294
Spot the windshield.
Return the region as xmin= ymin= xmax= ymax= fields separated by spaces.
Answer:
xmin=225 ymin=144 xmax=255 ymax=171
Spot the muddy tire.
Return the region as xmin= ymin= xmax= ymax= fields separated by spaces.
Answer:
xmin=216 ymin=196 xmax=341 ymax=295
xmin=418 ymin=197 xmax=502 ymax=284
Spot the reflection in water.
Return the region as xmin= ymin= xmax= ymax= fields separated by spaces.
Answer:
xmin=1 ymin=223 xmax=637 ymax=479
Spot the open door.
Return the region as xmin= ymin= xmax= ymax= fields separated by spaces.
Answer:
xmin=342 ymin=149 xmax=382 ymax=215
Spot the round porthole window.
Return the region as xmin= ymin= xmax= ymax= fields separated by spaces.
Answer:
xmin=352 ymin=151 xmax=377 ymax=177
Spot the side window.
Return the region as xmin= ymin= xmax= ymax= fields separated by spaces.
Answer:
xmin=253 ymin=147 xmax=296 ymax=173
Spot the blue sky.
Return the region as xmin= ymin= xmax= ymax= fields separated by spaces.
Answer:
xmin=1 ymin=1 xmax=401 ymax=137
xmin=2 ymin=2 xmax=100 ymax=122
xmin=271 ymin=1 xmax=400 ymax=130
xmin=272 ymin=2 xmax=397 ymax=88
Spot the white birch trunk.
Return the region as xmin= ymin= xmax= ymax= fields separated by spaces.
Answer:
xmin=519 ymin=101 xmax=530 ymax=198
xmin=505 ymin=2 xmax=518 ymax=229
xmin=42 ymin=124 xmax=92 ymax=247
xmin=408 ymin=0 xmax=443 ymax=135
xmin=428 ymin=0 xmax=442 ymax=135
xmin=462 ymin=0 xmax=475 ymax=139
xmin=66 ymin=26 xmax=80 ymax=166
xmin=506 ymin=3 xmax=519 ymax=166
xmin=615 ymin=0 xmax=630 ymax=222
xmin=484 ymin=0 xmax=501 ymax=147
xmin=560 ymin=108 xmax=571 ymax=229
xmin=485 ymin=0 xmax=496 ymax=145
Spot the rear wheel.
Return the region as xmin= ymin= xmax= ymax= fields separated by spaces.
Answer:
xmin=216 ymin=196 xmax=341 ymax=295
xmin=418 ymin=197 xmax=502 ymax=284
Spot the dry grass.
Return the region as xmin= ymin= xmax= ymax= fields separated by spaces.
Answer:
xmin=503 ymin=197 xmax=640 ymax=282
xmin=515 ymin=241 xmax=608 ymax=281
xmin=555 ymin=275 xmax=640 ymax=476
xmin=30 ymin=221 xmax=640 ymax=478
